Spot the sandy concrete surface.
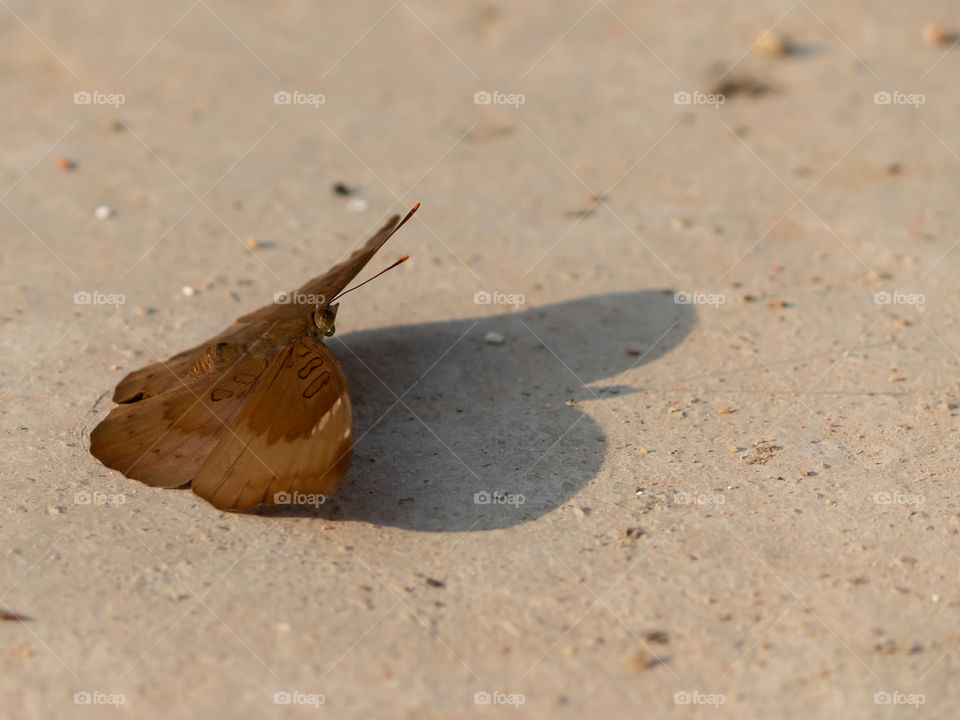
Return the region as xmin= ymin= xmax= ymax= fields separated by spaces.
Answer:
xmin=2 ymin=1 xmax=960 ymax=717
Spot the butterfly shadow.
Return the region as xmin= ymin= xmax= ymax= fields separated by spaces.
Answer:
xmin=257 ymin=291 xmax=693 ymax=531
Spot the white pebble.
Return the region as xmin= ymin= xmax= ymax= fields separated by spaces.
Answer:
xmin=346 ymin=197 xmax=367 ymax=212
xmin=94 ymin=205 xmax=114 ymax=220
xmin=485 ymin=331 xmax=505 ymax=345
xmin=181 ymin=285 xmax=196 ymax=297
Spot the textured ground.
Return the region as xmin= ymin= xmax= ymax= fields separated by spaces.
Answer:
xmin=2 ymin=1 xmax=960 ymax=718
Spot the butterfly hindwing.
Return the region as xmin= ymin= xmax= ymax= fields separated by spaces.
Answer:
xmin=90 ymin=345 xmax=271 ymax=488
xmin=190 ymin=335 xmax=352 ymax=511
xmin=109 ymin=320 xmax=282 ymax=404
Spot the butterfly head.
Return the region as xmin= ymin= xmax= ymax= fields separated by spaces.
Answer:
xmin=312 ymin=302 xmax=339 ymax=338
xmin=311 ymin=252 xmax=412 ymax=339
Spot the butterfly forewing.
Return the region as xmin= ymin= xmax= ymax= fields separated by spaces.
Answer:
xmin=237 ymin=205 xmax=418 ymax=325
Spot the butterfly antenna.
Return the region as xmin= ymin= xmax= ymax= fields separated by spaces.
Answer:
xmin=331 ymin=203 xmax=419 ymax=302
xmin=332 ymin=254 xmax=410 ymax=302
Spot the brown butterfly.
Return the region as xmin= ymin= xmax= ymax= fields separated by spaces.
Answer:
xmin=90 ymin=203 xmax=420 ymax=511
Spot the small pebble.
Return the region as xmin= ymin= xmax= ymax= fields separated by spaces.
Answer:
xmin=245 ymin=237 xmax=260 ymax=251
xmin=755 ymin=30 xmax=789 ymax=57
xmin=332 ymin=182 xmax=359 ymax=196
xmin=56 ymin=157 xmax=75 ymax=171
xmin=485 ymin=331 xmax=505 ymax=345
xmin=94 ymin=205 xmax=114 ymax=220
xmin=923 ymin=24 xmax=958 ymax=47
xmin=181 ymin=285 xmax=196 ymax=297
xmin=347 ymin=197 xmax=368 ymax=212
xmin=644 ymin=630 xmax=669 ymax=644
xmin=625 ymin=649 xmax=657 ymax=672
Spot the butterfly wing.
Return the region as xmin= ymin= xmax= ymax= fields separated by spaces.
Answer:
xmin=90 ymin=343 xmax=272 ymax=488
xmin=236 ymin=203 xmax=419 ymax=324
xmin=190 ymin=335 xmax=352 ymax=511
